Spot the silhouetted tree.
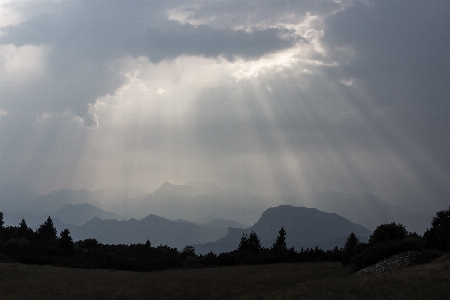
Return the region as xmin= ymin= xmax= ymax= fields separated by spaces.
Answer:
xmin=36 ymin=216 xmax=57 ymax=242
xmin=237 ymin=232 xmax=261 ymax=254
xmin=369 ymin=222 xmax=407 ymax=245
xmin=181 ymin=245 xmax=196 ymax=260
xmin=342 ymin=232 xmax=359 ymax=266
xmin=273 ymin=227 xmax=287 ymax=250
xmin=180 ymin=245 xmax=198 ymax=267
xmin=0 ymin=211 xmax=4 ymax=241
xmin=18 ymin=218 xmax=33 ymax=239
xmin=344 ymin=233 xmax=359 ymax=252
xmin=424 ymin=205 xmax=450 ymax=251
xmin=248 ymin=231 xmax=261 ymax=254
xmin=79 ymin=238 xmax=99 ymax=250
xmin=145 ymin=239 xmax=151 ymax=247
xmin=59 ymin=229 xmax=74 ymax=253
xmin=238 ymin=233 xmax=249 ymax=251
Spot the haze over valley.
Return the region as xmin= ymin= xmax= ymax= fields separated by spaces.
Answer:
xmin=0 ymin=180 xmax=435 ymax=253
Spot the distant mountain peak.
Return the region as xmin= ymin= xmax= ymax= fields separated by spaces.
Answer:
xmin=52 ymin=203 xmax=122 ymax=226
xmin=184 ymin=181 xmax=222 ymax=196
xmin=192 ymin=204 xmax=372 ymax=255
xmin=153 ymin=181 xmax=200 ymax=198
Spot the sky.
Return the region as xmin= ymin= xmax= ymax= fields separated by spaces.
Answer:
xmin=1 ymin=0 xmax=449 ymax=213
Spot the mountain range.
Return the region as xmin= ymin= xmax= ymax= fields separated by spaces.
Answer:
xmin=1 ymin=181 xmax=434 ymax=236
xmin=17 ymin=205 xmax=371 ymax=253
xmin=284 ymin=192 xmax=432 ymax=234
xmin=192 ymin=205 xmax=372 ymax=254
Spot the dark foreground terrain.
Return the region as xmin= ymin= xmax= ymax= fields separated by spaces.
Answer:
xmin=1 ymin=256 xmax=449 ymax=300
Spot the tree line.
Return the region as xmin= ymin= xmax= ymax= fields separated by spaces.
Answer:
xmin=1 ymin=206 xmax=449 ymax=272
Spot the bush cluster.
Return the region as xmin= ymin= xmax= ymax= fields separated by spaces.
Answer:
xmin=342 ymin=206 xmax=450 ymax=271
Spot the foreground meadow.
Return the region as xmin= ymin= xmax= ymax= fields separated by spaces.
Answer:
xmin=1 ymin=257 xmax=449 ymax=300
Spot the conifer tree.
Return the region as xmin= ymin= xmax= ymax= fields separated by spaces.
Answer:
xmin=0 ymin=212 xmax=4 ymax=240
xmin=342 ymin=232 xmax=359 ymax=266
xmin=238 ymin=233 xmax=249 ymax=251
xmin=19 ymin=218 xmax=33 ymax=239
xmin=59 ymin=229 xmax=74 ymax=253
xmin=37 ymin=216 xmax=57 ymax=242
xmin=248 ymin=231 xmax=261 ymax=253
xmin=344 ymin=233 xmax=359 ymax=253
xmin=274 ymin=227 xmax=287 ymax=250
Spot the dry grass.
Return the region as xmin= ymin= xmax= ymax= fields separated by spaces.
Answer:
xmin=1 ymin=256 xmax=449 ymax=299
xmin=0 ymin=262 xmax=339 ymax=300
xmin=247 ymin=255 xmax=450 ymax=300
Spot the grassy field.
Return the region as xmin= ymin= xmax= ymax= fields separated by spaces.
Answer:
xmin=1 ymin=257 xmax=449 ymax=300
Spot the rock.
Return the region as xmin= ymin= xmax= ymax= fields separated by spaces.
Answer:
xmin=354 ymin=251 xmax=421 ymax=275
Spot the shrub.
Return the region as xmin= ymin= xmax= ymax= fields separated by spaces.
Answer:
xmin=423 ymin=206 xmax=450 ymax=251
xmin=369 ymin=223 xmax=408 ymax=245
xmin=350 ymin=236 xmax=423 ymax=270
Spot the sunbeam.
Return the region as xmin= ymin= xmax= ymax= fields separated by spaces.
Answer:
xmin=1 ymin=0 xmax=449 ymax=220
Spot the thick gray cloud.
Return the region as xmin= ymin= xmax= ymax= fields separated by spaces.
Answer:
xmin=144 ymin=21 xmax=303 ymax=62
xmin=321 ymin=1 xmax=450 ymax=207
xmin=1 ymin=0 xmax=301 ymax=125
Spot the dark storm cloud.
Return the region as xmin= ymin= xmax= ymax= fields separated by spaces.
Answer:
xmin=323 ymin=2 xmax=450 ymax=152
xmin=324 ymin=0 xmax=450 ymax=107
xmin=1 ymin=1 xmax=301 ymax=125
xmin=144 ymin=21 xmax=303 ymax=62
xmin=322 ymin=1 xmax=450 ymax=207
xmin=177 ymin=0 xmax=342 ymax=28
xmin=2 ymin=0 xmax=449 ymax=210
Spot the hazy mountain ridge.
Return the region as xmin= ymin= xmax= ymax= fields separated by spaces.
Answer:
xmin=117 ymin=181 xmax=268 ymax=225
xmin=20 ymin=205 xmax=372 ymax=254
xmin=51 ymin=203 xmax=123 ymax=226
xmin=285 ymin=192 xmax=433 ymax=234
xmin=153 ymin=181 xmax=199 ymax=198
xmin=0 ymin=181 xmax=267 ymax=225
xmin=2 ymin=204 xmax=123 ymax=228
xmin=199 ymin=219 xmax=250 ymax=229
xmin=66 ymin=215 xmax=228 ymax=250
xmin=0 ymin=181 xmax=434 ymax=236
xmin=193 ymin=205 xmax=372 ymax=254
xmin=24 ymin=188 xmax=96 ymax=215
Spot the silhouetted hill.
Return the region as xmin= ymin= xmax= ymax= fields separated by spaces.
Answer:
xmin=199 ymin=219 xmax=250 ymax=229
xmin=50 ymin=203 xmax=122 ymax=226
xmin=193 ymin=205 xmax=372 ymax=254
xmin=125 ymin=182 xmax=267 ymax=225
xmin=154 ymin=181 xmax=200 ymax=198
xmin=2 ymin=211 xmax=44 ymax=229
xmin=2 ymin=203 xmax=122 ymax=229
xmin=68 ymin=214 xmax=228 ymax=249
xmin=0 ymin=182 xmax=267 ymax=228
xmin=24 ymin=188 xmax=96 ymax=215
xmin=285 ymin=192 xmax=432 ymax=234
